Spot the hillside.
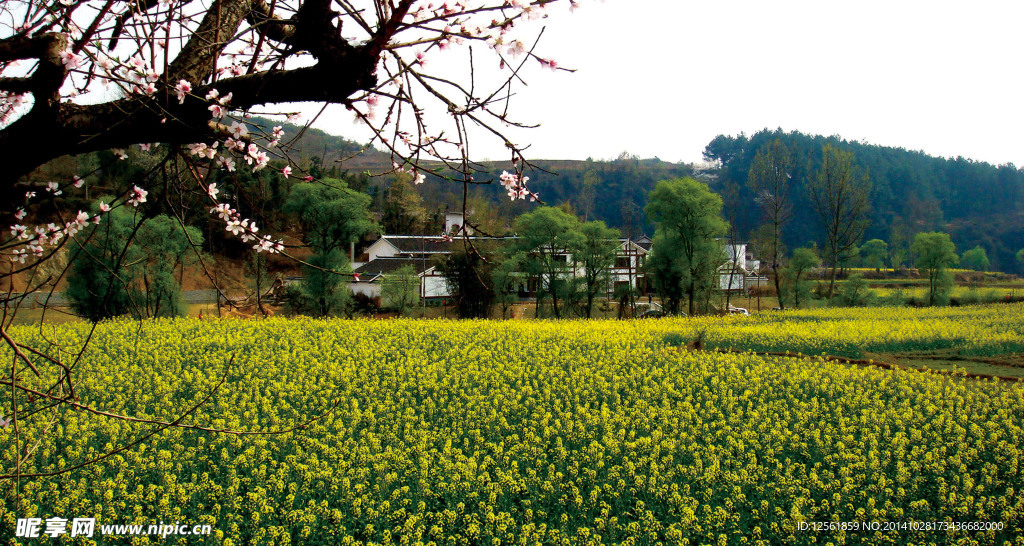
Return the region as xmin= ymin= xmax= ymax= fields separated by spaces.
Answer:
xmin=703 ymin=129 xmax=1024 ymax=271
xmin=158 ymin=121 xmax=1024 ymax=271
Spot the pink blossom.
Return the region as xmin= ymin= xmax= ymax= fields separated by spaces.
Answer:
xmin=14 ymin=209 xmax=26 ymax=221
xmin=211 ymin=203 xmax=234 ymax=221
xmin=229 ymin=121 xmax=248 ymax=139
xmin=73 ymin=175 xmax=84 ymax=188
xmin=207 ymin=183 xmax=219 ymax=200
xmin=414 ymin=172 xmax=426 ymax=185
xmin=112 ymin=148 xmax=128 ymax=160
xmin=175 ymin=79 xmax=191 ymax=104
xmin=129 ymin=185 xmax=148 ymax=206
xmin=59 ymin=50 xmax=82 ymax=70
xmin=507 ymin=40 xmax=525 ymax=57
xmin=25 ymin=191 xmax=36 ymax=199
xmin=219 ymin=156 xmax=236 ymax=172
xmin=46 ymin=182 xmax=62 ymax=195
xmin=281 ymin=165 xmax=292 ymax=177
xmin=209 ymin=104 xmax=226 ymax=118
xmin=99 ymin=201 xmax=111 ymax=212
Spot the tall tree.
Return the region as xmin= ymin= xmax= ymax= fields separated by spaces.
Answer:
xmin=571 ymin=221 xmax=621 ymax=318
xmin=382 ymin=175 xmax=427 ymax=235
xmin=911 ymin=232 xmax=959 ymax=306
xmin=284 ymin=180 xmax=378 ymax=316
xmin=808 ymin=144 xmax=872 ymax=298
xmin=747 ymin=139 xmax=793 ymax=308
xmin=512 ymin=207 xmax=580 ymax=319
xmin=645 ymin=177 xmax=728 ymax=316
xmin=438 ymin=245 xmax=498 ymax=319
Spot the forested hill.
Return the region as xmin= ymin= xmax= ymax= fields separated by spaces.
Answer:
xmin=257 ymin=120 xmax=1022 ymax=270
xmin=703 ymin=129 xmax=1024 ymax=271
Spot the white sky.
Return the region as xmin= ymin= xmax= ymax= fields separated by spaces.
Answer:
xmin=316 ymin=0 xmax=1024 ymax=166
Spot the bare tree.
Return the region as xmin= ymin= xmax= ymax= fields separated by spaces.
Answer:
xmin=807 ymin=143 xmax=871 ymax=299
xmin=747 ymin=139 xmax=793 ymax=308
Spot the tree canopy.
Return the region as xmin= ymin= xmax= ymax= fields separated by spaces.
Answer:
xmin=645 ymin=177 xmax=728 ymax=316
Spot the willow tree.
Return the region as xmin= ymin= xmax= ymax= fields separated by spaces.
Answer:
xmin=646 ymin=177 xmax=728 ymax=316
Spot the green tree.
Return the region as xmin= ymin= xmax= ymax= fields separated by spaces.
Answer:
xmin=284 ymin=180 xmax=378 ymax=316
xmin=784 ymin=247 xmax=820 ymax=308
xmin=380 ymin=264 xmax=421 ymax=315
xmin=134 ymin=215 xmax=204 ymax=317
xmin=860 ymin=239 xmax=888 ymax=272
xmin=438 ymin=245 xmax=497 ymax=319
xmin=571 ymin=221 xmax=621 ymax=318
xmin=492 ymin=252 xmax=526 ymax=318
xmin=748 ymin=139 xmax=793 ymax=308
xmin=67 ymin=208 xmax=145 ymax=322
xmin=67 ymin=208 xmax=201 ymax=321
xmin=888 ymin=221 xmax=911 ymax=272
xmin=382 ymin=175 xmax=428 ymax=234
xmin=911 ymin=232 xmax=959 ymax=306
xmin=512 ymin=207 xmax=580 ymax=319
xmin=960 ymin=246 xmax=990 ymax=272
xmin=808 ymin=144 xmax=872 ymax=298
xmin=836 ymin=273 xmax=876 ymax=307
xmin=1016 ymin=249 xmax=1024 ymax=275
xmin=645 ymin=177 xmax=728 ymax=316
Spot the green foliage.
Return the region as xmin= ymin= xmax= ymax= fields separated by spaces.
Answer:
xmin=911 ymin=232 xmax=959 ymax=306
xmin=1017 ymin=249 xmax=1024 ymax=275
xmin=835 ymin=273 xmax=877 ymax=307
xmin=284 ymin=181 xmax=378 ymax=317
xmin=492 ymin=252 xmax=526 ymax=318
xmin=782 ymin=247 xmax=820 ymax=308
xmin=380 ymin=265 xmax=421 ymax=314
xmin=512 ymin=206 xmax=580 ymax=319
xmin=66 ymin=208 xmax=201 ymax=321
xmin=704 ymin=128 xmax=1024 ymax=274
xmin=860 ymin=239 xmax=888 ymax=271
xmin=284 ymin=180 xmax=378 ymax=255
xmin=960 ymin=245 xmax=990 ymax=272
xmin=439 ymin=247 xmax=497 ymax=319
xmin=382 ymin=175 xmax=428 ymax=234
xmin=291 ymin=250 xmax=353 ymax=317
xmin=645 ymin=177 xmax=728 ymax=315
xmin=571 ymin=221 xmax=622 ymax=318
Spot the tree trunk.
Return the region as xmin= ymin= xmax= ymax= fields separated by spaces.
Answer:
xmin=687 ymin=280 xmax=696 ymax=316
xmin=773 ymin=264 xmax=785 ymax=310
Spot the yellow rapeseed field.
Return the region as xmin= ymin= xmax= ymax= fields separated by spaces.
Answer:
xmin=2 ymin=304 xmax=1023 ymax=544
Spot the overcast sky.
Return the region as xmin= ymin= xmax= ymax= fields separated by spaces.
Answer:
xmin=318 ymin=0 xmax=1024 ymax=166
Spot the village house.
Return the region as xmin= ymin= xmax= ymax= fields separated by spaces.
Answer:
xmin=349 ymin=214 xmax=763 ymax=303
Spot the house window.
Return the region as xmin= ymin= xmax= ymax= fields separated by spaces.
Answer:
xmin=615 ymin=257 xmax=631 ymax=268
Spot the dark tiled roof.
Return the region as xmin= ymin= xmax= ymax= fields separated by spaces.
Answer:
xmin=354 ymin=257 xmax=434 ymax=277
xmin=380 ymin=236 xmax=516 ymax=254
